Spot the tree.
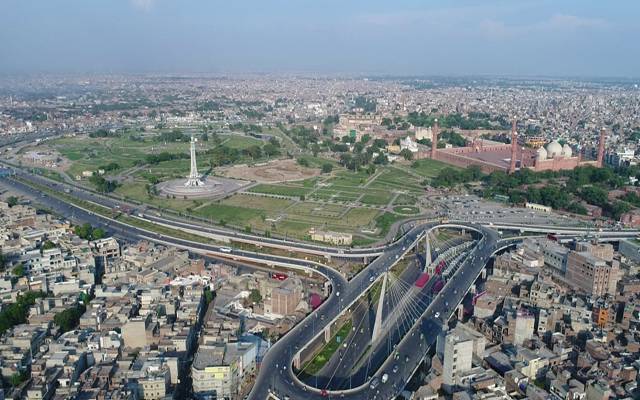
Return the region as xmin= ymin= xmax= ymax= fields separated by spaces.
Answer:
xmin=579 ymin=186 xmax=608 ymax=208
xmin=9 ymin=371 xmax=28 ymax=387
xmin=74 ymin=223 xmax=93 ymax=240
xmin=249 ymin=289 xmax=262 ymax=304
xmin=0 ymin=291 xmax=46 ymax=334
xmin=92 ymin=228 xmax=106 ymax=240
xmin=7 ymin=196 xmax=18 ymax=207
xmin=400 ymin=149 xmax=414 ymax=161
xmin=74 ymin=223 xmax=105 ymax=241
xmin=41 ymin=240 xmax=56 ymax=250
xmin=263 ymin=143 xmax=281 ymax=158
xmin=297 ymin=157 xmax=310 ymax=167
xmin=54 ymin=304 xmax=86 ymax=333
xmin=366 ymin=164 xmax=376 ymax=175
xmin=12 ymin=263 xmax=25 ymax=278
xmin=567 ymin=202 xmax=588 ymax=215
xmin=203 ymin=287 xmax=215 ymax=306
xmin=609 ymin=201 xmax=631 ymax=220
xmin=321 ymin=163 xmax=333 ymax=174
xmin=311 ymin=143 xmax=320 ymax=157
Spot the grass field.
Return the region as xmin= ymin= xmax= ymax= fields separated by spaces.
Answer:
xmin=49 ymin=135 xmax=193 ymax=178
xmin=360 ymin=192 xmax=394 ymax=206
xmin=115 ymin=182 xmax=196 ymax=211
xmin=39 ymin=131 xmax=435 ymax=243
xmin=410 ymin=158 xmax=458 ymax=178
xmin=221 ymin=134 xmax=263 ymax=149
xmin=393 ymin=205 xmax=420 ymax=215
xmin=49 ymin=132 xmax=267 ymax=181
xmin=247 ymin=184 xmax=312 ymax=198
xmin=221 ymin=193 xmax=293 ymax=212
xmin=194 ymin=202 xmax=265 ymax=226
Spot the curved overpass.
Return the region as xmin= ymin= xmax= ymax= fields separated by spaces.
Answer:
xmin=247 ymin=223 xmax=498 ymax=400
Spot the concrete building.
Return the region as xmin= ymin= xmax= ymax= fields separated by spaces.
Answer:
xmin=585 ymin=380 xmax=611 ymax=400
xmin=540 ymin=240 xmax=570 ymax=275
xmin=508 ymin=310 xmax=535 ymax=346
xmin=442 ymin=331 xmax=474 ymax=389
xmin=191 ymin=342 xmax=256 ymax=399
xmin=265 ymin=279 xmax=302 ymax=317
xmin=566 ymin=251 xmax=619 ymax=297
xmin=309 ymin=228 xmax=352 ymax=246
xmin=525 ymin=202 xmax=552 ymax=213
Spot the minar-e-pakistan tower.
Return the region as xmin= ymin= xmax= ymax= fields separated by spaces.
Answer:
xmin=185 ymin=135 xmax=204 ymax=187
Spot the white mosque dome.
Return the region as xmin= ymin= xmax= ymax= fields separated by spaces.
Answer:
xmin=536 ymin=146 xmax=548 ymax=161
xmin=562 ymin=144 xmax=573 ymax=157
xmin=546 ymin=140 xmax=563 ymax=158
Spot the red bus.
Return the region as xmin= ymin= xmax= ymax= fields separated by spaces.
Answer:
xmin=435 ymin=261 xmax=445 ymax=275
xmin=431 ymin=280 xmax=444 ymax=294
xmin=415 ymin=273 xmax=430 ymax=288
xmin=272 ymin=272 xmax=288 ymax=281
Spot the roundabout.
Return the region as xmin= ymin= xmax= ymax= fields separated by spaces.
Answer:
xmin=155 ymin=135 xmax=248 ymax=199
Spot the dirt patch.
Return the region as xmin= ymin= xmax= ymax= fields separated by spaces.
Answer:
xmin=218 ymin=159 xmax=320 ymax=183
xmin=14 ymin=145 xmax=71 ymax=171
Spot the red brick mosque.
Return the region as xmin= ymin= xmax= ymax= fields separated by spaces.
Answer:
xmin=429 ymin=119 xmax=605 ymax=174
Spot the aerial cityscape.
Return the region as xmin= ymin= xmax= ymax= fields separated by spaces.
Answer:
xmin=1 ymin=1 xmax=640 ymax=400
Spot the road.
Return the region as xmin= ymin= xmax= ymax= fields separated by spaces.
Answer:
xmin=2 ymin=173 xmax=491 ymax=400
xmin=3 ymin=166 xmax=640 ymax=400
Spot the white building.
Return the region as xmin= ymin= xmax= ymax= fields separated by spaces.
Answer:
xmin=400 ymin=136 xmax=419 ymax=153
xmin=442 ymin=330 xmax=474 ymax=389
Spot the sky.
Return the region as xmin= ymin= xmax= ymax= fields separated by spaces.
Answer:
xmin=1 ymin=0 xmax=639 ymax=77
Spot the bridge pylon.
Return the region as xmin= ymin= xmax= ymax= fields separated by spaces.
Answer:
xmin=424 ymin=232 xmax=432 ymax=271
xmin=371 ymin=271 xmax=388 ymax=342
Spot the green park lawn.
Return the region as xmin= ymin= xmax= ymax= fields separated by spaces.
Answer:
xmin=410 ymin=158 xmax=458 ymax=178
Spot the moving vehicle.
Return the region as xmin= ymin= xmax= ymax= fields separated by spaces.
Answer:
xmin=220 ymin=247 xmax=232 ymax=253
xmin=381 ymin=373 xmax=389 ymax=384
xmin=369 ymin=377 xmax=380 ymax=389
xmin=415 ymin=272 xmax=430 ymax=288
xmin=272 ymin=272 xmax=288 ymax=281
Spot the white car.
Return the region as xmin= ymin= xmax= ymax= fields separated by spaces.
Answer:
xmin=434 ymin=312 xmax=440 ymax=318
xmin=220 ymin=247 xmax=232 ymax=253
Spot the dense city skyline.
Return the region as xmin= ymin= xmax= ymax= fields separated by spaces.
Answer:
xmin=1 ymin=2 xmax=640 ymax=399
xmin=1 ymin=0 xmax=640 ymax=77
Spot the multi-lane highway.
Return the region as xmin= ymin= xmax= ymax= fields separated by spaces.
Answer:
xmin=2 ymin=171 xmax=493 ymax=400
xmin=247 ymin=224 xmax=499 ymax=400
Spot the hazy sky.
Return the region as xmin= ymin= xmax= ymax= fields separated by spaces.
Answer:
xmin=1 ymin=0 xmax=639 ymax=77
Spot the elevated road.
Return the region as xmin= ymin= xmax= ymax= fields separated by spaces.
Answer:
xmin=5 ymin=167 xmax=638 ymax=264
xmin=3 ymin=167 xmax=640 ymax=400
